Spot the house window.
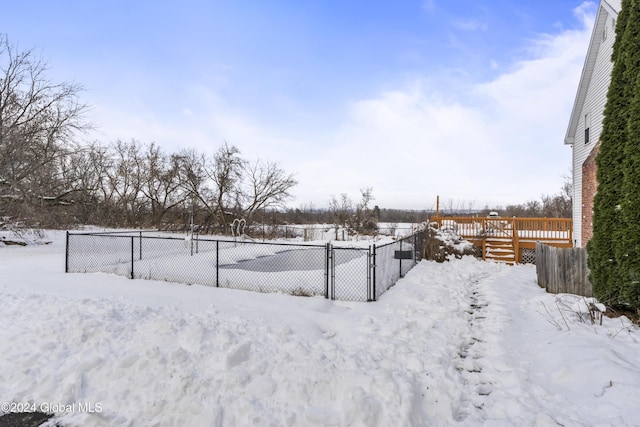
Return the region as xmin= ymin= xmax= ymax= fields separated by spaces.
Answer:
xmin=585 ymin=112 xmax=590 ymax=144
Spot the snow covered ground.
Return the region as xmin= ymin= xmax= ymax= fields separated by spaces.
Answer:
xmin=1 ymin=230 xmax=639 ymax=426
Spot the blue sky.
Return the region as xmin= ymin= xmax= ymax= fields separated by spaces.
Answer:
xmin=2 ymin=1 xmax=596 ymax=210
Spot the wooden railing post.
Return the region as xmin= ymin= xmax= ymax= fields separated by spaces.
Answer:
xmin=569 ymin=219 xmax=574 ymax=246
xmin=512 ymin=217 xmax=520 ymax=263
xmin=482 ymin=218 xmax=487 ymax=260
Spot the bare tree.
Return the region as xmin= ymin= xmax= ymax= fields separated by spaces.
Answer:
xmin=329 ymin=193 xmax=353 ymax=229
xmin=57 ymin=141 xmax=110 ymax=223
xmin=175 ymin=149 xmax=209 ymax=207
xmin=240 ymin=158 xmax=297 ymax=222
xmin=525 ymin=200 xmax=542 ymax=216
xmin=103 ymin=140 xmax=146 ymax=226
xmin=354 ymin=187 xmax=378 ymax=234
xmin=0 ymin=34 xmax=89 ymax=223
xmin=206 ymin=143 xmax=244 ymax=228
xmin=541 ymin=179 xmax=572 ymax=218
xmin=140 ymin=143 xmax=188 ymax=227
xmin=328 ymin=188 xmax=378 ymax=234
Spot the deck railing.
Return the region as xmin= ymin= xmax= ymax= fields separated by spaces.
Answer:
xmin=431 ymin=216 xmax=572 ymax=243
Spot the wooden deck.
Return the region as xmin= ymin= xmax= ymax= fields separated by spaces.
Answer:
xmin=431 ymin=216 xmax=572 ymax=264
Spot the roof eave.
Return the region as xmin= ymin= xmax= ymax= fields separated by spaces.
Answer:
xmin=564 ymin=2 xmax=619 ymax=144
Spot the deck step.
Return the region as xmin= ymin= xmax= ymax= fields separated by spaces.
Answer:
xmin=485 ymin=238 xmax=516 ymax=264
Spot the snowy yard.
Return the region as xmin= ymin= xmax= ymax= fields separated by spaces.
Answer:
xmin=1 ymin=231 xmax=639 ymax=426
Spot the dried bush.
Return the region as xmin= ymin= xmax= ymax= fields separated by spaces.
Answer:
xmin=422 ymin=225 xmax=480 ymax=262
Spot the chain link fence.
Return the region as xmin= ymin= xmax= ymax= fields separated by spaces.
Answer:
xmin=371 ymin=234 xmax=423 ymax=300
xmin=66 ymin=230 xmax=424 ymax=302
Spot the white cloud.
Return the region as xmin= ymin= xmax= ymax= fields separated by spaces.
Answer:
xmin=452 ymin=19 xmax=489 ymax=32
xmin=289 ymin=7 xmax=593 ymax=209
xmin=422 ymin=0 xmax=436 ymax=13
xmin=574 ymin=1 xmax=597 ymax=26
xmin=83 ymin=4 xmax=595 ymax=211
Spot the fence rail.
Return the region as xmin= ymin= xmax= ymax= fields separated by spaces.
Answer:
xmin=535 ymin=242 xmax=591 ymax=296
xmin=430 ymin=216 xmax=572 ymax=242
xmin=66 ymin=231 xmax=423 ymax=302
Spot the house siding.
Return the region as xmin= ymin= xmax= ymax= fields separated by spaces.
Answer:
xmin=571 ymin=7 xmax=617 ymax=247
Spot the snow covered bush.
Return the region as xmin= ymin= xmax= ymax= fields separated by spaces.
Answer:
xmin=423 ymin=224 xmax=480 ymax=262
xmin=0 ymin=224 xmax=50 ymax=246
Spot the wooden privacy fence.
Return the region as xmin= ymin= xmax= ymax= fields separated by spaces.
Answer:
xmin=536 ymin=242 xmax=592 ymax=296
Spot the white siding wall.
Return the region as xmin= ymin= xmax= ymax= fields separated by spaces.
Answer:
xmin=572 ymin=10 xmax=616 ymax=247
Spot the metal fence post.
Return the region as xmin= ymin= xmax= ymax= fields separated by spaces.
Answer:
xmin=325 ymin=242 xmax=330 ymax=299
xmin=372 ymin=243 xmax=377 ymax=301
xmin=130 ymin=236 xmax=134 ymax=279
xmin=325 ymin=242 xmax=335 ymax=300
xmin=139 ymin=231 xmax=142 ymax=260
xmin=330 ymin=244 xmax=335 ymax=300
xmin=399 ymin=239 xmax=403 ymax=278
xmin=367 ymin=246 xmax=372 ymax=301
xmin=65 ymin=231 xmax=70 ymax=273
xmin=216 ymin=240 xmax=220 ymax=287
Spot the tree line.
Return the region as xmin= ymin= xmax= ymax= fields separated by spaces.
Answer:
xmin=495 ymin=180 xmax=572 ymax=218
